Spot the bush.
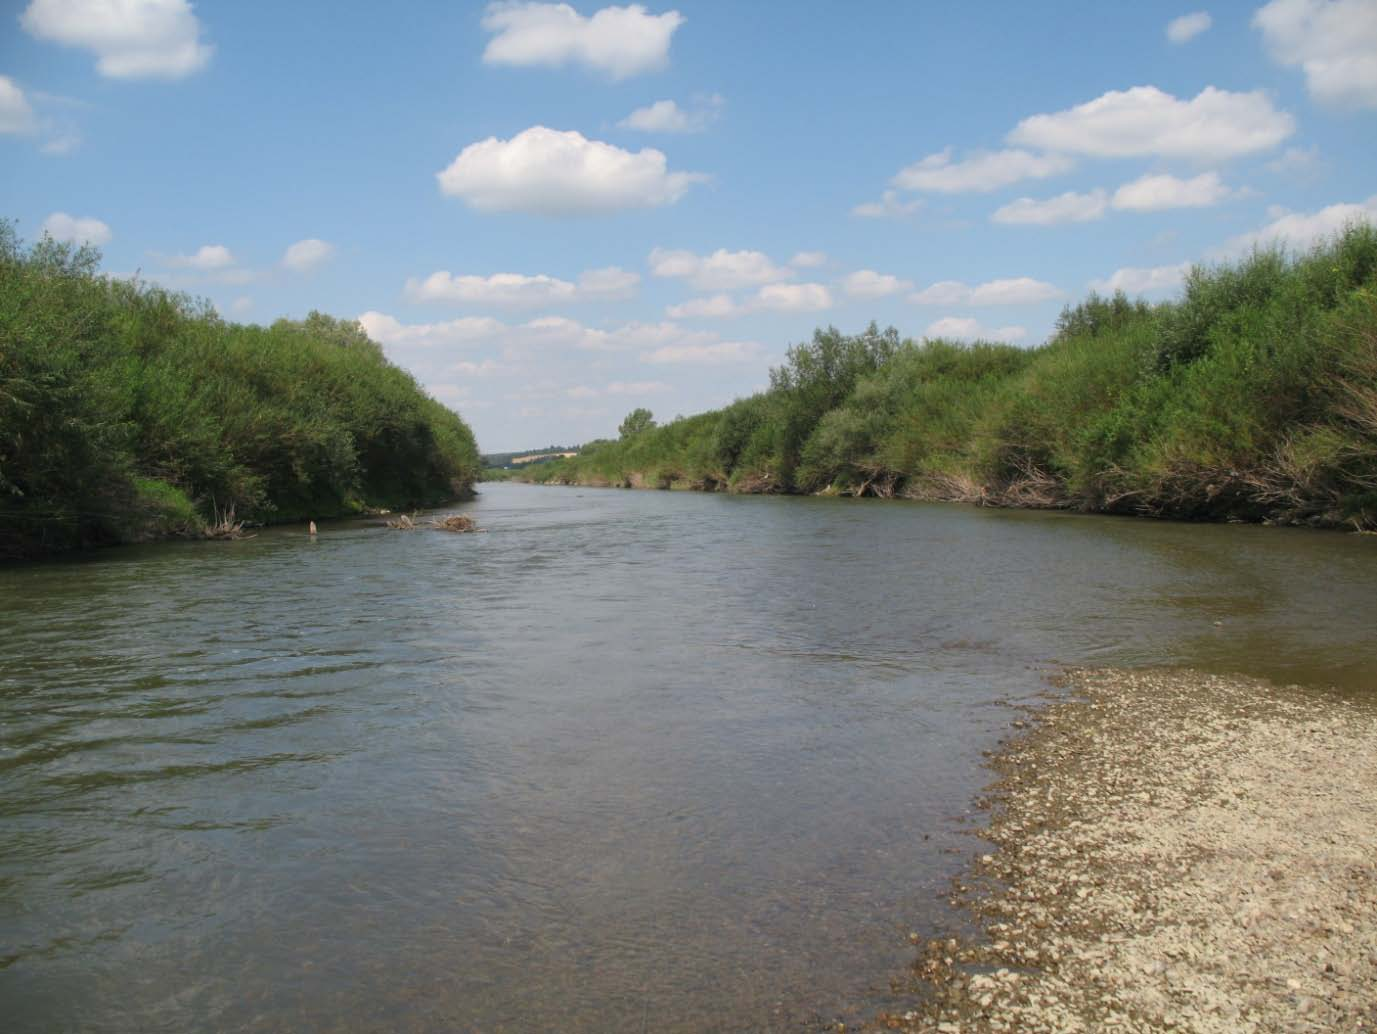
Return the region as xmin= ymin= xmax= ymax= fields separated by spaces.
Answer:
xmin=0 ymin=223 xmax=480 ymax=557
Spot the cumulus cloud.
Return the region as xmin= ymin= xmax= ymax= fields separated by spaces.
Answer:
xmin=991 ymin=189 xmax=1109 ymax=225
xmin=755 ymin=282 xmax=832 ymax=312
xmin=892 ymin=148 xmax=1075 ymax=193
xmin=1111 ymin=171 xmax=1238 ymax=211
xmin=618 ymin=94 xmax=723 ymax=132
xmin=643 ymin=340 xmax=763 ymax=364
xmin=910 ymin=277 xmax=1063 ymax=306
xmin=1008 ymin=85 xmax=1295 ymax=161
xmin=481 ymin=2 xmax=684 ymax=79
xmin=649 ymin=246 xmax=791 ymax=290
xmin=1166 ymin=11 xmax=1212 ymax=43
xmin=358 ymin=312 xmax=506 ymax=350
xmin=359 ymin=310 xmax=726 ymax=362
xmin=841 ymin=270 xmax=913 ymax=299
xmin=1089 ymin=263 xmax=1192 ymax=295
xmin=436 ymin=126 xmax=705 ymax=215
xmin=1220 ymin=195 xmax=1377 ymax=254
xmin=169 ymin=244 xmax=235 ymax=270
xmin=924 ymin=317 xmax=1027 ymax=344
xmin=405 ymin=265 xmax=639 ymax=306
xmin=0 ymin=76 xmax=36 ymax=134
xmin=607 ymin=379 xmax=670 ymax=394
xmin=851 ymin=190 xmax=923 ymax=219
xmin=282 ymin=238 xmax=335 ymax=272
xmin=576 ymin=265 xmax=641 ymax=299
xmin=1266 ymin=145 xmax=1322 ymax=176
xmin=789 ymin=250 xmax=828 ymax=268
xmin=1254 ymin=0 xmax=1377 ymax=109
xmin=41 ymin=212 xmax=112 ymax=245
xmin=21 ymin=0 xmax=212 ymax=79
xmin=665 ymin=293 xmax=740 ymax=319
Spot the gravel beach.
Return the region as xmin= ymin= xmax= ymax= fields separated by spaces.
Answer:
xmin=873 ymin=668 xmax=1377 ymax=1034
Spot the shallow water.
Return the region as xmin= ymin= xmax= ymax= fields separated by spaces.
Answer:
xmin=2 ymin=483 xmax=1374 ymax=1032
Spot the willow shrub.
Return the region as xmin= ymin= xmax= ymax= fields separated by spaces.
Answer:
xmin=531 ymin=225 xmax=1377 ymax=528
xmin=0 ymin=225 xmax=479 ymax=557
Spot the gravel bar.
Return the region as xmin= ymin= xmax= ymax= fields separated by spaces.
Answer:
xmin=870 ymin=668 xmax=1377 ymax=1034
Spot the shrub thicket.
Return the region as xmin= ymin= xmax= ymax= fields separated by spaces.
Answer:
xmin=0 ymin=225 xmax=480 ymax=557
xmin=526 ymin=225 xmax=1377 ymax=529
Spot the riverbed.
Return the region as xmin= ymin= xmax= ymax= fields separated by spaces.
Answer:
xmin=2 ymin=483 xmax=1374 ymax=1032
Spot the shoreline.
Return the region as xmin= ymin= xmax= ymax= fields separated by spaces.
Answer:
xmin=494 ymin=477 xmax=1376 ymax=535
xmin=871 ymin=668 xmax=1377 ymax=1033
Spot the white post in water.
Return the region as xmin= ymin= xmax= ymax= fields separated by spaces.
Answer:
xmin=309 ymin=521 xmax=317 ymax=536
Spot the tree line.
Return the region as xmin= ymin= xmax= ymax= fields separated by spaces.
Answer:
xmin=522 ymin=225 xmax=1377 ymax=530
xmin=0 ymin=225 xmax=480 ymax=558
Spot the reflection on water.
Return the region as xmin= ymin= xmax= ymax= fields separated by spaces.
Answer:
xmin=2 ymin=484 xmax=1374 ymax=1031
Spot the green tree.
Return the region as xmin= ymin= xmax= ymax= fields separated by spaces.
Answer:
xmin=619 ymin=408 xmax=656 ymax=439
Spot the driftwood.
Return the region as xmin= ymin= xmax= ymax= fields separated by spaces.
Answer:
xmin=385 ymin=513 xmax=479 ymax=533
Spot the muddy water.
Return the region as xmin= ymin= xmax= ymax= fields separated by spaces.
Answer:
xmin=2 ymin=483 xmax=1374 ymax=1032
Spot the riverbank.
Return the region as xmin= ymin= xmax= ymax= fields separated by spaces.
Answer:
xmin=874 ymin=668 xmax=1377 ymax=1033
xmin=0 ymin=228 xmax=481 ymax=559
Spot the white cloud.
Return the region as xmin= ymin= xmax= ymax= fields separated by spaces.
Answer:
xmin=21 ymin=0 xmax=211 ymax=79
xmin=282 ymin=238 xmax=335 ymax=272
xmin=754 ymin=282 xmax=833 ymax=312
xmin=606 ymin=379 xmax=669 ymax=394
xmin=1220 ymin=195 xmax=1377 ymax=254
xmin=909 ymin=277 xmax=1063 ymax=306
xmin=1255 ymin=0 xmax=1377 ymax=109
xmin=841 ymin=270 xmax=913 ymax=299
xmin=789 ymin=250 xmax=828 ymax=268
xmin=229 ymin=296 xmax=253 ymax=315
xmin=666 ymin=293 xmax=740 ymax=318
xmin=618 ymin=94 xmax=722 ymax=132
xmin=643 ymin=341 xmax=763 ymax=364
xmin=1166 ymin=11 xmax=1212 ymax=43
xmin=1111 ymin=171 xmax=1237 ymax=211
xmin=1008 ymin=85 xmax=1295 ymax=161
xmin=576 ymin=265 xmax=640 ymax=299
xmin=649 ymin=246 xmax=791 ymax=290
xmin=40 ymin=134 xmax=81 ymax=156
xmin=169 ymin=244 xmax=235 ymax=270
xmin=359 ymin=312 xmax=506 ymax=350
xmin=566 ymin=385 xmax=599 ymax=399
xmin=0 ymin=76 xmax=36 ymax=134
xmin=892 ymin=148 xmax=1075 ymax=193
xmin=41 ymin=212 xmax=112 ymax=245
xmin=405 ymin=265 xmax=640 ymax=306
xmin=408 ymin=271 xmax=578 ymax=306
xmin=924 ymin=317 xmax=1027 ymax=344
xmin=359 ymin=311 xmax=724 ymax=362
xmin=1266 ymin=145 xmax=1322 ymax=175
xmin=481 ymin=2 xmax=683 ymax=79
xmin=969 ymin=278 xmax=1064 ymax=305
xmin=991 ymin=189 xmax=1109 ymax=225
xmin=1089 ymin=263 xmax=1191 ymax=295
xmin=436 ymin=126 xmax=705 ymax=214
xmin=851 ymin=190 xmax=923 ymax=219
xmin=450 ymin=359 xmax=508 ymax=376
xmin=908 ymin=280 xmax=970 ymax=306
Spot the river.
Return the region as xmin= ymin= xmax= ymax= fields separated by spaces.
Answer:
xmin=2 ymin=482 xmax=1375 ymax=1032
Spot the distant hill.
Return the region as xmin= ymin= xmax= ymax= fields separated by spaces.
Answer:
xmin=482 ymin=446 xmax=581 ymax=469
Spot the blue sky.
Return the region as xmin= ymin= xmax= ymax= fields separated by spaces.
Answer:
xmin=3 ymin=1 xmax=1375 ymax=450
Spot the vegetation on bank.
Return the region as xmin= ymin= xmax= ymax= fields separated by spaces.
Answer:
xmin=0 ymin=225 xmax=480 ymax=558
xmin=522 ymin=226 xmax=1377 ymax=529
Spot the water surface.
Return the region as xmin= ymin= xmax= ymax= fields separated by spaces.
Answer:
xmin=2 ymin=483 xmax=1374 ymax=1032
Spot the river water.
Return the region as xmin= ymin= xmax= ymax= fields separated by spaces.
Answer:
xmin=2 ymin=483 xmax=1375 ymax=1032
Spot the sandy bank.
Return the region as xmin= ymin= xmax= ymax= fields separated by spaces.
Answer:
xmin=875 ymin=668 xmax=1377 ymax=1033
